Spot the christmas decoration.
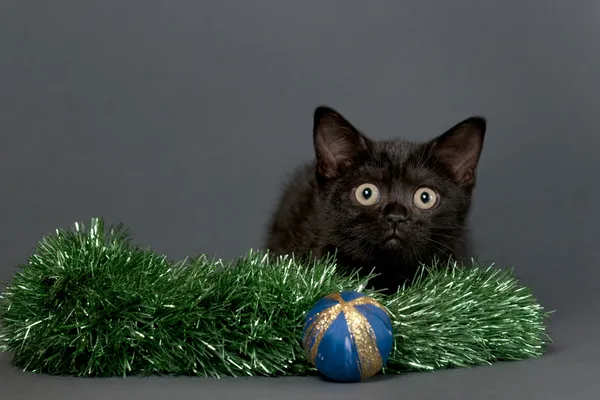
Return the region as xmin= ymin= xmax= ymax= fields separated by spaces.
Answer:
xmin=0 ymin=218 xmax=551 ymax=379
xmin=303 ymin=291 xmax=394 ymax=382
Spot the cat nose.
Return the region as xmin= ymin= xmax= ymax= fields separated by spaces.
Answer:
xmin=383 ymin=204 xmax=409 ymax=225
xmin=385 ymin=213 xmax=408 ymax=225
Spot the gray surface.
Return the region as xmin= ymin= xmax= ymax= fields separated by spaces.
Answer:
xmin=1 ymin=0 xmax=599 ymax=399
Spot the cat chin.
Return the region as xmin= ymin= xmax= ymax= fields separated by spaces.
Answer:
xmin=381 ymin=237 xmax=403 ymax=249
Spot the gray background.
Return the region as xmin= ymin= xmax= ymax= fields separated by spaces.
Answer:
xmin=1 ymin=0 xmax=598 ymax=399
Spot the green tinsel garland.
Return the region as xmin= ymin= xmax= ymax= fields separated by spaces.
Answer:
xmin=0 ymin=218 xmax=550 ymax=377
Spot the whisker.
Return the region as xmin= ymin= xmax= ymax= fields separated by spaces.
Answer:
xmin=425 ymin=237 xmax=456 ymax=254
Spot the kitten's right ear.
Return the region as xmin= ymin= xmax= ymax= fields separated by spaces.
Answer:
xmin=313 ymin=106 xmax=370 ymax=179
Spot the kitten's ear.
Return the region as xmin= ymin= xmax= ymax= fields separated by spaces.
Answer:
xmin=430 ymin=116 xmax=486 ymax=187
xmin=313 ymin=106 xmax=370 ymax=179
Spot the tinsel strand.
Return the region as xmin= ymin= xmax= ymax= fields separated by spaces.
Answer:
xmin=0 ymin=218 xmax=551 ymax=377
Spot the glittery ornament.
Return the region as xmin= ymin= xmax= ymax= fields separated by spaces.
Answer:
xmin=302 ymin=291 xmax=394 ymax=382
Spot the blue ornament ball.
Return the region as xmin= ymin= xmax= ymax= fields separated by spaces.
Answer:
xmin=302 ymin=291 xmax=394 ymax=382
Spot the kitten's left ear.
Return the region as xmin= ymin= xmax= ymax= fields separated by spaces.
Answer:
xmin=429 ymin=116 xmax=486 ymax=187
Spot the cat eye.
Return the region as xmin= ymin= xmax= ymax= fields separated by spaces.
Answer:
xmin=354 ymin=183 xmax=380 ymax=206
xmin=413 ymin=187 xmax=438 ymax=210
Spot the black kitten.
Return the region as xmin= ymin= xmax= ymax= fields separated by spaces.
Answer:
xmin=265 ymin=106 xmax=486 ymax=293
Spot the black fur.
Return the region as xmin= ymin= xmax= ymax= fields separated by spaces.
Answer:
xmin=265 ymin=106 xmax=486 ymax=293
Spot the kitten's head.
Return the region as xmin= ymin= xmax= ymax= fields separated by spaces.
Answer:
xmin=312 ymin=106 xmax=486 ymax=268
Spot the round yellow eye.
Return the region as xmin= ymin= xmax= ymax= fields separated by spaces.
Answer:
xmin=413 ymin=187 xmax=438 ymax=209
xmin=354 ymin=183 xmax=380 ymax=206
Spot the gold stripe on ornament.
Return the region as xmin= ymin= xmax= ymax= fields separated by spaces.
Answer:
xmin=303 ymin=293 xmax=343 ymax=366
xmin=339 ymin=298 xmax=383 ymax=380
xmin=347 ymin=295 xmax=390 ymax=316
